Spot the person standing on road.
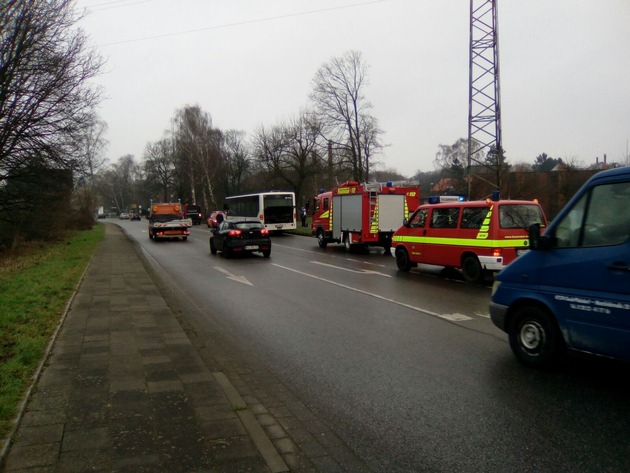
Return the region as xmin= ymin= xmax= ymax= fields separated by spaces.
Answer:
xmin=300 ymin=207 xmax=307 ymax=227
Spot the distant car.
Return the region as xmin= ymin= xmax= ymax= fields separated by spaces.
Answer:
xmin=186 ymin=204 xmax=202 ymax=225
xmin=206 ymin=210 xmax=226 ymax=228
xmin=119 ymin=212 xmax=130 ymax=220
xmin=130 ymin=213 xmax=141 ymax=221
xmin=210 ymin=220 xmax=271 ymax=257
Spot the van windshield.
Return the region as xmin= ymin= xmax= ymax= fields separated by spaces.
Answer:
xmin=499 ymin=205 xmax=545 ymax=229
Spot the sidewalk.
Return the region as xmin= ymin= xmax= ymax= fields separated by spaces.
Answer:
xmin=1 ymin=224 xmax=369 ymax=472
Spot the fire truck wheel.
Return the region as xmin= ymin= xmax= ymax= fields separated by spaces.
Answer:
xmin=343 ymin=233 xmax=351 ymax=251
xmin=317 ymin=230 xmax=327 ymax=248
xmin=461 ymin=255 xmax=484 ymax=283
xmin=395 ymin=247 xmax=412 ymax=272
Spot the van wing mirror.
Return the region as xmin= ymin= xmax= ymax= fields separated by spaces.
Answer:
xmin=528 ymin=223 xmax=540 ymax=249
xmin=529 ymin=223 xmax=555 ymax=250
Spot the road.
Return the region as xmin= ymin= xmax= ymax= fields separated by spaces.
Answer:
xmin=116 ymin=219 xmax=630 ymax=472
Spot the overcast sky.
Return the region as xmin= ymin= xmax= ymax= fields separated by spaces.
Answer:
xmin=75 ymin=0 xmax=630 ymax=178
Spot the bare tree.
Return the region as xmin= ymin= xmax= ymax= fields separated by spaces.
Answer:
xmin=252 ymin=111 xmax=323 ymax=202
xmin=174 ymin=106 xmax=225 ymax=211
xmin=223 ymin=130 xmax=251 ymax=196
xmin=144 ymin=138 xmax=175 ymax=202
xmin=310 ymin=50 xmax=377 ymax=182
xmin=0 ymin=0 xmax=103 ymax=240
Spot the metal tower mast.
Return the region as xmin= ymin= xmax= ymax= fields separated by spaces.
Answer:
xmin=467 ymin=0 xmax=502 ymax=198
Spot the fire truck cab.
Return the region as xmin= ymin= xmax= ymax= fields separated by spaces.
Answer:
xmin=393 ymin=196 xmax=547 ymax=282
xmin=311 ymin=181 xmax=420 ymax=253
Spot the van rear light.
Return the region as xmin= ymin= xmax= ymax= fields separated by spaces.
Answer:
xmin=492 ymin=248 xmax=502 ymax=257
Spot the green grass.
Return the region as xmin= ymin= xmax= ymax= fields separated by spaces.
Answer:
xmin=0 ymin=224 xmax=105 ymax=439
xmin=287 ymin=217 xmax=313 ymax=236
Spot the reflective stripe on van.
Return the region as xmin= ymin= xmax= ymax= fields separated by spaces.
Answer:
xmin=392 ymin=235 xmax=529 ymax=248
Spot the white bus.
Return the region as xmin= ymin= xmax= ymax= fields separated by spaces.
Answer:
xmin=225 ymin=191 xmax=296 ymax=231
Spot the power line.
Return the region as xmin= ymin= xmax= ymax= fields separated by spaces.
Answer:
xmin=96 ymin=0 xmax=386 ymax=47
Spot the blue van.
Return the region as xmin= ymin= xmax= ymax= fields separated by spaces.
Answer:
xmin=490 ymin=166 xmax=630 ymax=367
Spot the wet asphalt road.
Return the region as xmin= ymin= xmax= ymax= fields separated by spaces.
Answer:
xmin=118 ymin=220 xmax=630 ymax=472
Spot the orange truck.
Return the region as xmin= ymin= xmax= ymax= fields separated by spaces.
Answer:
xmin=148 ymin=203 xmax=192 ymax=241
xmin=311 ymin=181 xmax=420 ymax=253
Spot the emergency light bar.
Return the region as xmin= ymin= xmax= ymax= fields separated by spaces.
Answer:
xmin=428 ymin=195 xmax=466 ymax=204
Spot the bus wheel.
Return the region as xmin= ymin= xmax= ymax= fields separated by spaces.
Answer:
xmin=395 ymin=247 xmax=412 ymax=272
xmin=461 ymin=255 xmax=484 ymax=283
xmin=343 ymin=233 xmax=351 ymax=251
xmin=508 ymin=306 xmax=563 ymax=368
xmin=317 ymin=230 xmax=327 ymax=248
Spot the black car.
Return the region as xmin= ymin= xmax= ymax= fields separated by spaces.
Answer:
xmin=210 ymin=220 xmax=271 ymax=257
xmin=186 ymin=204 xmax=202 ymax=225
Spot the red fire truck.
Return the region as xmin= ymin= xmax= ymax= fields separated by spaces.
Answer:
xmin=311 ymin=181 xmax=420 ymax=252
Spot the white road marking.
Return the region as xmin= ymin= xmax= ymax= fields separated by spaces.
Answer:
xmin=214 ymin=266 xmax=253 ymax=286
xmin=310 ymin=261 xmax=391 ymax=277
xmin=272 ymin=263 xmax=473 ymax=322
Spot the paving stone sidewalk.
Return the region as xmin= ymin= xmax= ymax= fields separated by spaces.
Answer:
xmin=0 ymin=223 xmax=370 ymax=473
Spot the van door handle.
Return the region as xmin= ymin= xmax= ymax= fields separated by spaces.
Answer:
xmin=607 ymin=261 xmax=630 ymax=272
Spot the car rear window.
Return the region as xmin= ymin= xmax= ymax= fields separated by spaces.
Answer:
xmin=235 ymin=222 xmax=263 ymax=230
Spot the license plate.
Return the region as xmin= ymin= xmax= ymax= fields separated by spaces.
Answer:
xmin=244 ymin=245 xmax=259 ymax=250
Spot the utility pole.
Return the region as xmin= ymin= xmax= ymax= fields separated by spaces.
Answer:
xmin=468 ymin=0 xmax=502 ymax=199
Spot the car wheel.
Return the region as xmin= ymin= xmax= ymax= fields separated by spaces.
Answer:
xmin=317 ymin=229 xmax=327 ymax=248
xmin=461 ymin=255 xmax=484 ymax=283
xmin=508 ymin=306 xmax=563 ymax=368
xmin=395 ymin=247 xmax=412 ymax=272
xmin=262 ymin=249 xmax=271 ymax=258
xmin=210 ymin=238 xmax=217 ymax=255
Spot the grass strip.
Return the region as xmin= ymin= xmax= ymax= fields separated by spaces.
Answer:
xmin=0 ymin=224 xmax=105 ymax=439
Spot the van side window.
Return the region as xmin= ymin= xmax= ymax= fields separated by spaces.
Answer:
xmin=556 ymin=182 xmax=630 ymax=248
xmin=409 ymin=209 xmax=428 ymax=228
xmin=430 ymin=208 xmax=460 ymax=228
xmin=461 ymin=207 xmax=488 ymax=229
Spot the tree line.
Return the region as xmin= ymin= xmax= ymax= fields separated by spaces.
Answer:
xmin=2 ymin=1 xmax=626 ymax=248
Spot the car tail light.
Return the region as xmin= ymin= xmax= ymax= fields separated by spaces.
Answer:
xmin=260 ymin=228 xmax=269 ymax=235
xmin=228 ymin=229 xmax=242 ymax=236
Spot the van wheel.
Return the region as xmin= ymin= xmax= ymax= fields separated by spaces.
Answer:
xmin=317 ymin=229 xmax=327 ymax=248
xmin=508 ymin=306 xmax=563 ymax=368
xmin=461 ymin=255 xmax=484 ymax=283
xmin=395 ymin=247 xmax=412 ymax=272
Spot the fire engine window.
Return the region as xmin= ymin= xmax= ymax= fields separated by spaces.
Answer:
xmin=430 ymin=208 xmax=460 ymax=228
xmin=409 ymin=209 xmax=428 ymax=228
xmin=323 ymin=198 xmax=329 ymax=211
xmin=461 ymin=207 xmax=488 ymax=229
